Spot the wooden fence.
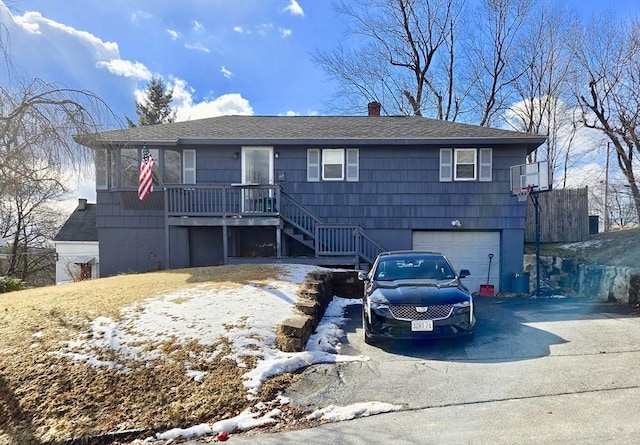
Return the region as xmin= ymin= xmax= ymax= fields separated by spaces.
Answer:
xmin=525 ymin=187 xmax=589 ymax=243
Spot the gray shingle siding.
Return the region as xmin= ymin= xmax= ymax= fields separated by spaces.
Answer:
xmin=96 ymin=192 xmax=165 ymax=276
xmin=79 ymin=114 xmax=544 ymax=280
xmin=270 ymin=144 xmax=526 ymax=234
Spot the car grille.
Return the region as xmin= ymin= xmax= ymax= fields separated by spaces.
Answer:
xmin=388 ymin=304 xmax=454 ymax=321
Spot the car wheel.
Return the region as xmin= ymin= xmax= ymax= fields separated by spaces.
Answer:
xmin=362 ymin=307 xmax=375 ymax=345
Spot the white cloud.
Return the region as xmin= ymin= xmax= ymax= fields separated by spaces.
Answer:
xmin=131 ymin=10 xmax=152 ymax=22
xmin=221 ymin=66 xmax=232 ymax=79
xmin=279 ymin=28 xmax=292 ymax=38
xmin=170 ymin=78 xmax=254 ymax=120
xmin=233 ymin=25 xmax=248 ymax=34
xmin=12 ymin=10 xmax=119 ymax=58
xmin=166 ymin=29 xmax=179 ymax=40
xmin=283 ymin=0 xmax=304 ymax=16
xmin=11 ymin=11 xmax=41 ymax=33
xmin=185 ymin=42 xmax=210 ymax=53
xmin=193 ymin=20 xmax=204 ymax=32
xmin=96 ymin=59 xmax=152 ymax=80
xmin=257 ymin=23 xmax=274 ymax=36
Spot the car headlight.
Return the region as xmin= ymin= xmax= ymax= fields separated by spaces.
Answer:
xmin=453 ymin=300 xmax=473 ymax=323
xmin=367 ymin=301 xmax=390 ymax=321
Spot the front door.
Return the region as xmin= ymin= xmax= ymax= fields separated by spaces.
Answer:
xmin=241 ymin=147 xmax=274 ymax=211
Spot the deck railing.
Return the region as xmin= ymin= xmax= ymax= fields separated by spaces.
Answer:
xmin=279 ymin=192 xmax=322 ymax=237
xmin=315 ymin=226 xmax=384 ymax=264
xmin=165 ymin=184 xmax=385 ymax=265
xmin=165 ymin=184 xmax=279 ymax=216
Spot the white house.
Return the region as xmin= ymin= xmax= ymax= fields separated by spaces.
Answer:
xmin=53 ymin=199 xmax=99 ymax=284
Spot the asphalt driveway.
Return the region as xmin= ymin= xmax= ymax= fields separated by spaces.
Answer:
xmin=195 ymin=296 xmax=640 ymax=444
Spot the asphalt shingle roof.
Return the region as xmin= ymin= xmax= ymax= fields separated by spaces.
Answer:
xmin=53 ymin=204 xmax=98 ymax=242
xmin=77 ymin=115 xmax=546 ymax=148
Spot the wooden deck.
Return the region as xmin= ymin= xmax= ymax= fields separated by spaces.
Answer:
xmin=163 ymin=184 xmax=384 ymax=267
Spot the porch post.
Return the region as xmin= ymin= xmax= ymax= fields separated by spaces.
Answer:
xmin=276 ymin=226 xmax=282 ymax=258
xmin=276 ymin=186 xmax=282 ymax=258
xmin=354 ymin=227 xmax=360 ymax=267
xmin=222 ymin=190 xmax=228 ymax=265
xmin=164 ymin=188 xmax=170 ymax=269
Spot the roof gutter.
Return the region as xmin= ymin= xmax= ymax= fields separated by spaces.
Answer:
xmin=78 ymin=136 xmax=546 ymax=150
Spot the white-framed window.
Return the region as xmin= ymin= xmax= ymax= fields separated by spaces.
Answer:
xmin=323 ymin=149 xmax=344 ymax=180
xmin=454 ymin=148 xmax=477 ymax=180
xmin=307 ymin=148 xmax=359 ymax=182
xmin=440 ymin=148 xmax=492 ymax=182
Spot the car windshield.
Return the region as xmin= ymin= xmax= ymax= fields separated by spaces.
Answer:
xmin=374 ymin=255 xmax=455 ymax=281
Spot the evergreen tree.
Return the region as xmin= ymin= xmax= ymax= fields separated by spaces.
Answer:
xmin=129 ymin=76 xmax=177 ymax=126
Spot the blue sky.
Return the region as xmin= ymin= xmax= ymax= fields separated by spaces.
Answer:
xmin=1 ymin=0 xmax=638 ymax=122
xmin=1 ymin=0 xmax=346 ymax=121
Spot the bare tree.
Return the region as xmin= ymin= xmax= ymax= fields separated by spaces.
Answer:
xmin=314 ymin=0 xmax=466 ymax=118
xmin=315 ymin=0 xmax=543 ymax=125
xmin=0 ymin=167 xmax=63 ymax=282
xmin=607 ymin=183 xmax=638 ymax=228
xmin=503 ymin=2 xmax=579 ymax=185
xmin=0 ymin=25 xmax=118 ymax=284
xmin=464 ymin=0 xmax=536 ymax=127
xmin=569 ymin=15 xmax=640 ymax=220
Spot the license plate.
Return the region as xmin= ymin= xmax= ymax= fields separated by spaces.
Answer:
xmin=411 ymin=320 xmax=434 ymax=331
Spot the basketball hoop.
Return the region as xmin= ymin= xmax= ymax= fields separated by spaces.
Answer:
xmin=514 ymin=186 xmax=532 ymax=202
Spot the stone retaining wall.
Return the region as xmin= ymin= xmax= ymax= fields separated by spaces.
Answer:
xmin=524 ymin=254 xmax=640 ymax=304
xmin=275 ymin=270 xmax=363 ymax=352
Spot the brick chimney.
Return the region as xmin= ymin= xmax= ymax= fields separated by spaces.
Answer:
xmin=367 ymin=101 xmax=381 ymax=116
xmin=77 ymin=198 xmax=88 ymax=211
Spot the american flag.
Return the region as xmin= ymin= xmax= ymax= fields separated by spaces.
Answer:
xmin=138 ymin=145 xmax=155 ymax=201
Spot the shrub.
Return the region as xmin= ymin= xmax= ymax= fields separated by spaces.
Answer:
xmin=0 ymin=276 xmax=27 ymax=293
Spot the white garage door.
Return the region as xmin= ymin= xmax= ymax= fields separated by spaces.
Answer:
xmin=412 ymin=231 xmax=500 ymax=294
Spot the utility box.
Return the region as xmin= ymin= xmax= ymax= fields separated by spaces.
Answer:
xmin=511 ymin=272 xmax=530 ymax=294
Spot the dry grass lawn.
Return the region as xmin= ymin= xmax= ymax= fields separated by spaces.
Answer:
xmin=0 ymin=264 xmax=301 ymax=444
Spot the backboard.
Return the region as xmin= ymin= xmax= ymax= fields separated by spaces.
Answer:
xmin=510 ymin=160 xmax=551 ymax=196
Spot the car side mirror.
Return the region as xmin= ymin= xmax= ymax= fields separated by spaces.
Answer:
xmin=459 ymin=269 xmax=470 ymax=279
xmin=358 ymin=271 xmax=369 ymax=281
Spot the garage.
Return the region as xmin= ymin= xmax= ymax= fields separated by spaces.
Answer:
xmin=412 ymin=231 xmax=501 ymax=294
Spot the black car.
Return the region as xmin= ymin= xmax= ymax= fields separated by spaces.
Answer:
xmin=359 ymin=251 xmax=475 ymax=344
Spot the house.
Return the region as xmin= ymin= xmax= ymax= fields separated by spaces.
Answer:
xmin=76 ymin=103 xmax=545 ymax=293
xmin=53 ymin=199 xmax=99 ymax=283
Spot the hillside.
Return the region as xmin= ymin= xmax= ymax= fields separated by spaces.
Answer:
xmin=525 ymin=227 xmax=640 ymax=269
